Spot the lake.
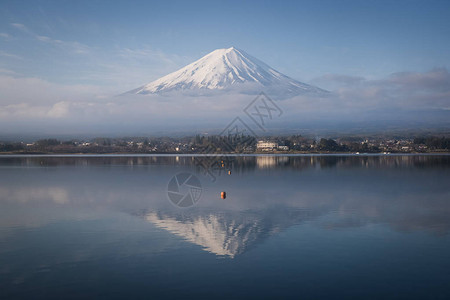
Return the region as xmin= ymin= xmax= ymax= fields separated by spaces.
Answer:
xmin=0 ymin=155 xmax=449 ymax=299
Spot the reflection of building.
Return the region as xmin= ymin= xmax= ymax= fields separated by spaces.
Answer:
xmin=256 ymin=156 xmax=289 ymax=169
xmin=256 ymin=141 xmax=278 ymax=151
xmin=256 ymin=156 xmax=277 ymax=168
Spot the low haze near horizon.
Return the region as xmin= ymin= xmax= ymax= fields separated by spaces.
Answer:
xmin=0 ymin=0 xmax=449 ymax=137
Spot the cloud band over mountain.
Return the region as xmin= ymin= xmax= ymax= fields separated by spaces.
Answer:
xmin=0 ymin=48 xmax=449 ymax=137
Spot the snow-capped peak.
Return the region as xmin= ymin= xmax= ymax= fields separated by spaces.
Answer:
xmin=128 ymin=47 xmax=327 ymax=96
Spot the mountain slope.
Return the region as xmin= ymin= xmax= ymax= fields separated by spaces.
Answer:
xmin=128 ymin=47 xmax=327 ymax=97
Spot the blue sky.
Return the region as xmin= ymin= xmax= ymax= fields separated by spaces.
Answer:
xmin=1 ymin=0 xmax=449 ymax=91
xmin=0 ymin=0 xmax=449 ymax=136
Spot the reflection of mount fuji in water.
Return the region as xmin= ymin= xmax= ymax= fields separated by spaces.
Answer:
xmin=144 ymin=208 xmax=315 ymax=258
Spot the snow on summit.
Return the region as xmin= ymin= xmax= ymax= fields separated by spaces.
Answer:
xmin=128 ymin=47 xmax=327 ymax=97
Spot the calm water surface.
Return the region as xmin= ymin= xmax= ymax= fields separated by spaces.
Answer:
xmin=0 ymin=155 xmax=449 ymax=299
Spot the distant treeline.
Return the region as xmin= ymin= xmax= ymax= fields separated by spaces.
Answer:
xmin=317 ymin=138 xmax=380 ymax=152
xmin=0 ymin=142 xmax=24 ymax=152
xmin=192 ymin=134 xmax=257 ymax=152
xmin=1 ymin=135 xmax=450 ymax=153
xmin=413 ymin=137 xmax=450 ymax=149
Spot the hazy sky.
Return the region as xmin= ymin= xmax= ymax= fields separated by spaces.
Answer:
xmin=0 ymin=0 xmax=449 ymax=137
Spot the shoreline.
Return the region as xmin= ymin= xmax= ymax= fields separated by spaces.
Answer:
xmin=1 ymin=152 xmax=449 ymax=157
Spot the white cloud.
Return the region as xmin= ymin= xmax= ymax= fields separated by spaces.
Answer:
xmin=35 ymin=35 xmax=91 ymax=55
xmin=4 ymin=23 xmax=193 ymax=91
xmin=309 ymin=68 xmax=450 ymax=109
xmin=0 ymin=68 xmax=449 ymax=136
xmin=0 ymin=75 xmax=108 ymax=105
xmin=0 ymin=50 xmax=22 ymax=60
xmin=10 ymin=23 xmax=28 ymax=31
xmin=10 ymin=22 xmax=91 ymax=55
xmin=0 ymin=68 xmax=18 ymax=75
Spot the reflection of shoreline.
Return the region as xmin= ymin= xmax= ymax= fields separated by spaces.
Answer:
xmin=0 ymin=155 xmax=447 ymax=171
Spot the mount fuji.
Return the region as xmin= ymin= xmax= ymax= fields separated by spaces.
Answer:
xmin=127 ymin=47 xmax=327 ymax=98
